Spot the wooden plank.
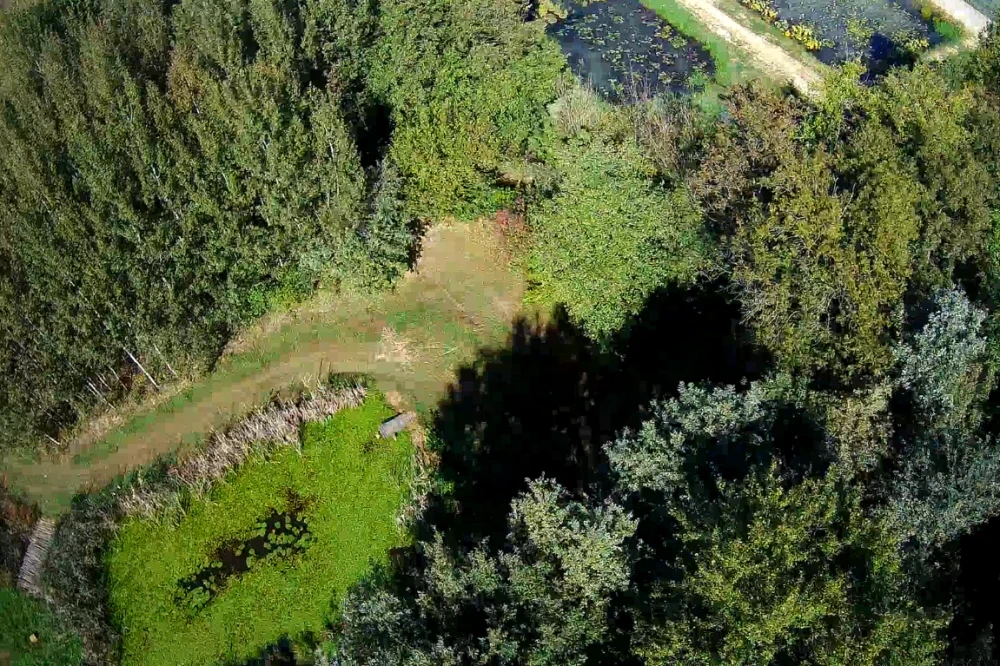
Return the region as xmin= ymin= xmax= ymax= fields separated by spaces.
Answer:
xmin=378 ymin=412 xmax=417 ymax=439
xmin=16 ymin=517 xmax=56 ymax=597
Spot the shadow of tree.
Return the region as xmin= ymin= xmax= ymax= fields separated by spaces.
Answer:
xmin=424 ymin=279 xmax=771 ymax=544
xmin=233 ymin=638 xmax=295 ymax=666
xmin=931 ymin=517 xmax=1000 ymax=665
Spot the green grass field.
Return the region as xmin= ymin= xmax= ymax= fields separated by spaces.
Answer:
xmin=0 ymin=587 xmax=82 ymax=666
xmin=106 ymin=393 xmax=413 ymax=666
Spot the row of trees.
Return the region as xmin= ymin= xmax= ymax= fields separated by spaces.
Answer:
xmin=332 ymin=24 xmax=1000 ymax=666
xmin=0 ymin=0 xmax=560 ymax=452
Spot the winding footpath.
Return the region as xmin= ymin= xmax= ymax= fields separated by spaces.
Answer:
xmin=16 ymin=517 xmax=56 ymax=597
xmin=672 ymin=0 xmax=823 ymax=95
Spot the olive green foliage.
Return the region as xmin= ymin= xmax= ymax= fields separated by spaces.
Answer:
xmin=606 ymin=381 xmax=945 ymax=664
xmin=0 ymin=587 xmax=82 ymax=666
xmin=368 ymin=0 xmax=564 ymax=217
xmin=338 ymin=478 xmax=636 ymax=665
xmin=678 ymin=63 xmax=998 ymax=379
xmin=0 ymin=0 xmax=393 ymax=451
xmin=0 ymin=0 xmax=563 ymax=454
xmin=636 ymin=467 xmax=943 ymax=665
xmin=335 ymin=27 xmax=1000 ymax=666
xmin=341 ymin=378 xmax=945 ymax=664
xmin=106 ymin=394 xmax=412 ymax=666
xmin=528 ymin=87 xmax=713 ymax=338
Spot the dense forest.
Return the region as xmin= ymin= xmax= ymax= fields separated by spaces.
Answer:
xmin=3 ymin=0 xmax=1000 ymax=662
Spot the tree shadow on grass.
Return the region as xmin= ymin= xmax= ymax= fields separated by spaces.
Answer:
xmin=423 ymin=278 xmax=771 ymax=545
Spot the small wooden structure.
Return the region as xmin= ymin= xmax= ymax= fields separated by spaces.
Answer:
xmin=378 ymin=411 xmax=417 ymax=439
xmin=17 ymin=517 xmax=56 ymax=597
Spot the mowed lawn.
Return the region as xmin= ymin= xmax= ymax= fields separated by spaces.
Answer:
xmin=106 ymin=394 xmax=412 ymax=666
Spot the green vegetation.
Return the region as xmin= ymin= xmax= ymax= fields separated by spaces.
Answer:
xmin=0 ymin=0 xmax=559 ymax=456
xmin=369 ymin=0 xmax=563 ymax=217
xmin=0 ymin=587 xmax=82 ymax=666
xmin=5 ymin=0 xmax=1000 ymax=663
xmin=528 ymin=89 xmax=712 ymax=338
xmin=335 ymin=24 xmax=1000 ymax=666
xmin=107 ymin=393 xmax=412 ymax=666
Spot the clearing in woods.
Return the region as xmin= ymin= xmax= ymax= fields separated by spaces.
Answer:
xmin=1 ymin=220 xmax=525 ymax=514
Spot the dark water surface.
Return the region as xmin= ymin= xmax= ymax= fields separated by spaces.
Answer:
xmin=772 ymin=0 xmax=958 ymax=69
xmin=547 ymin=0 xmax=715 ymax=100
xmin=178 ymin=508 xmax=312 ymax=610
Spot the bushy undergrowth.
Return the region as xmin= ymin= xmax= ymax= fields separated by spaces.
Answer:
xmin=42 ymin=490 xmax=119 ymax=666
xmin=106 ymin=392 xmax=412 ymax=666
xmin=527 ymin=87 xmax=713 ymax=338
xmin=0 ymin=587 xmax=82 ymax=666
xmin=0 ymin=485 xmax=38 ymax=584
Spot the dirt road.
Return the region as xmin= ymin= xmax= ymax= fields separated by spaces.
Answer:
xmin=673 ymin=0 xmax=823 ymax=95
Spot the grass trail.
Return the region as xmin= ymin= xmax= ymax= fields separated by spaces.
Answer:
xmin=2 ymin=220 xmax=523 ymax=514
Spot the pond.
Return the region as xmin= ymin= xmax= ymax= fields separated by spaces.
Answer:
xmin=768 ymin=0 xmax=961 ymax=71
xmin=177 ymin=508 xmax=313 ymax=612
xmin=546 ymin=0 xmax=715 ymax=101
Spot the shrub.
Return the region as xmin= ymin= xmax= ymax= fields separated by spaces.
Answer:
xmin=1 ymin=485 xmax=38 ymax=585
xmin=368 ymin=0 xmax=564 ymax=217
xmin=527 ymin=89 xmax=714 ymax=339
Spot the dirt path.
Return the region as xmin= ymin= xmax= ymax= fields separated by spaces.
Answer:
xmin=2 ymin=220 xmax=525 ymax=514
xmin=673 ymin=0 xmax=823 ymax=95
xmin=927 ymin=0 xmax=991 ymax=37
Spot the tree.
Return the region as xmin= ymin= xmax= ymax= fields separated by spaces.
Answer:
xmin=0 ymin=0 xmax=414 ymax=451
xmin=632 ymin=466 xmax=944 ymax=666
xmin=338 ymin=478 xmax=636 ymax=665
xmin=888 ymin=289 xmax=1000 ymax=550
xmin=527 ymin=87 xmax=714 ymax=339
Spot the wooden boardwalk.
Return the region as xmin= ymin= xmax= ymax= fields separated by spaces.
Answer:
xmin=16 ymin=517 xmax=55 ymax=597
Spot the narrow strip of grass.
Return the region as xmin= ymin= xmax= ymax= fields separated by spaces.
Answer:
xmin=106 ymin=393 xmax=413 ymax=666
xmin=711 ymin=0 xmax=829 ymax=69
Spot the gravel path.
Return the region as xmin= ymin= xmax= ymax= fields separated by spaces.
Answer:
xmin=672 ymin=0 xmax=823 ymax=95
